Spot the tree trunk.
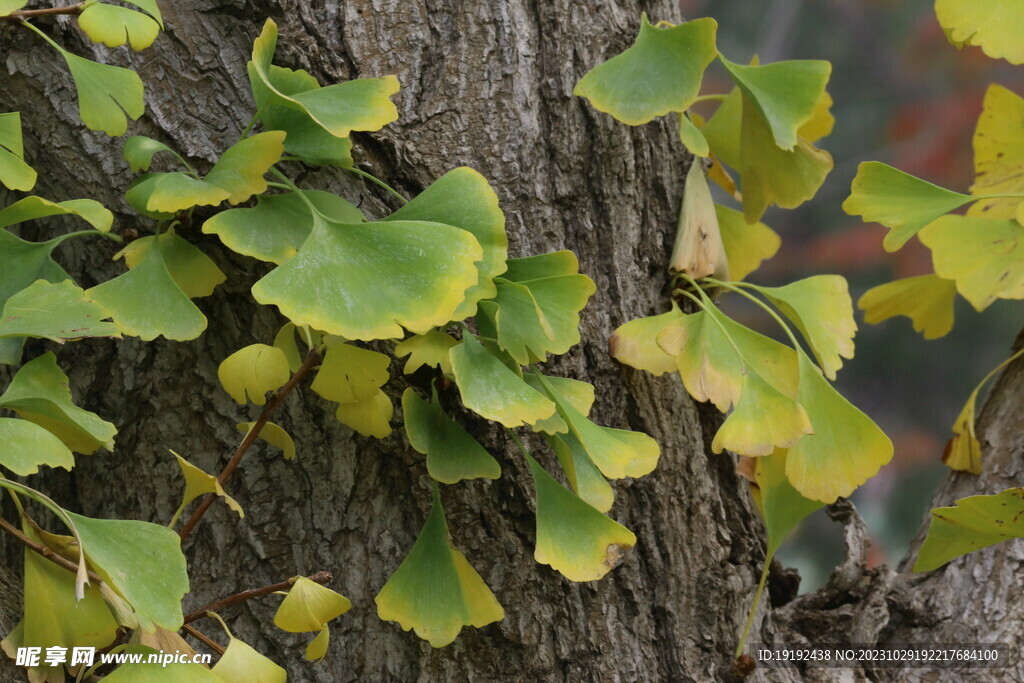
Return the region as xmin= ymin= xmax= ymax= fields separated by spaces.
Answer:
xmin=1 ymin=2 xmax=1022 ymax=682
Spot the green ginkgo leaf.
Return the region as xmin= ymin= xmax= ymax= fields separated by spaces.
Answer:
xmin=915 ymin=488 xmax=1024 ymax=572
xmin=0 ymin=418 xmax=74 ymax=476
xmin=203 ymin=191 xmax=364 ymax=264
xmin=394 ymin=329 xmax=459 ymax=375
xmin=750 ymin=449 xmax=823 ymax=556
xmin=402 ymin=389 xmax=500 ymax=484
xmin=858 ymin=275 xmax=957 ymax=340
xmin=249 ymin=20 xmax=400 ymax=139
xmin=843 ymin=162 xmax=974 ymax=251
xmin=274 ymin=576 xmax=351 ymax=661
xmin=126 ymin=172 xmax=228 ymax=218
xmin=78 ymin=4 xmax=160 ymax=51
xmin=919 ymin=215 xmax=1024 ymax=311
xmin=311 ymin=342 xmax=391 ymax=404
xmin=236 ymin=421 xmax=297 ymax=460
xmin=123 ymin=135 xmax=179 ymax=173
xmin=335 ymin=390 xmax=393 ymax=439
xmin=522 ymin=373 xmax=596 ymax=435
xmin=0 ymin=279 xmax=120 ymax=343
xmin=785 ymin=352 xmax=893 ymax=503
xmin=217 ymin=344 xmax=291 ymax=406
xmin=376 ymin=484 xmax=504 ymax=647
xmin=0 ymin=111 xmax=37 ymax=191
xmin=747 ymin=275 xmax=856 ymax=380
xmin=719 ymin=56 xmax=831 ymax=151
xmin=0 ymin=352 xmax=116 ymax=454
xmin=716 ymin=204 xmax=780 ymax=281
xmin=119 ymin=229 xmax=226 ymax=299
xmin=545 ymin=432 xmax=614 ymax=513
xmin=573 ymin=14 xmax=718 ymax=125
xmin=935 ymin=0 xmax=1024 ymax=65
xmin=449 ymin=334 xmax=556 ymax=428
xmin=0 ymin=0 xmax=27 ymax=16
xmin=0 ymin=195 xmax=113 ymax=233
xmin=711 ymin=368 xmax=812 ymax=457
xmin=526 ymin=453 xmax=635 ymax=582
xmin=168 ymin=451 xmax=243 ymax=528
xmin=968 ymin=85 xmax=1024 ymax=219
xmin=678 ymin=112 xmax=710 ymax=157
xmin=384 ymin=167 xmax=508 ymax=320
xmin=609 ymin=306 xmax=684 ymax=377
xmin=65 ymin=512 xmax=190 ymax=632
xmin=55 ymin=45 xmax=145 ymax=136
xmin=700 ymin=85 xmax=743 ymax=169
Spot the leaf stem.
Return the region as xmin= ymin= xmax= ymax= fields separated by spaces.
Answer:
xmin=0 ymin=516 xmax=102 ymax=584
xmin=735 ymin=552 xmax=772 ymax=658
xmin=49 ymin=230 xmax=124 ymax=247
xmin=344 ymin=166 xmax=408 ymax=204
xmin=182 ymin=624 xmax=226 ymax=656
xmin=17 ymin=19 xmax=65 ymax=52
xmin=240 ymin=108 xmax=263 ymax=138
xmin=2 ymin=3 xmax=83 ymax=21
xmin=183 ymin=571 xmax=332 ymax=624
xmin=703 ymin=277 xmax=803 ymax=351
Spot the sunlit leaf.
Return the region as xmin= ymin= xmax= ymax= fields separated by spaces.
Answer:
xmin=0 ymin=352 xmax=116 ymax=453
xmin=126 ymin=172 xmax=227 ymax=217
xmin=798 ymin=90 xmax=835 ymax=144
xmin=717 ymin=204 xmax=780 ymax=281
xmin=120 ymin=229 xmax=225 ymax=299
xmin=935 ymin=0 xmax=1024 ymax=64
xmin=942 ymin=392 xmax=982 ymax=475
xmin=711 ymin=368 xmax=812 ymax=457
xmin=609 ymin=305 xmax=683 ymax=376
xmin=843 ymin=162 xmax=974 ymax=251
xmin=274 ymin=576 xmax=351 ymax=661
xmin=670 ymin=160 xmax=729 ymax=279
xmin=217 ymin=344 xmax=290 ymax=406
xmin=678 ymin=112 xmax=709 ymax=157
xmin=169 ymin=451 xmax=242 ymax=528
xmin=0 ymin=0 xmax=27 ymax=16
xmin=123 ymin=135 xmax=177 ymax=173
xmin=335 ymin=389 xmax=393 ymax=439
xmin=0 ymin=195 xmax=113 ymax=233
xmin=376 ymin=485 xmax=503 ymax=646
xmin=522 ymin=372 xmax=595 ymax=435
xmin=919 ymin=215 xmax=1024 ymax=311
xmin=236 ymin=421 xmax=296 ymax=460
xmin=208 ymin=613 xmax=286 ymax=683
xmin=394 ymin=330 xmax=458 ymax=375
xmin=915 ymin=488 xmax=1024 ymax=572
xmin=0 ymin=111 xmax=37 ymax=191
xmin=402 ymin=389 xmax=500 ymax=484
xmin=573 ymin=14 xmax=718 ymax=125
xmin=750 ymin=449 xmax=824 ymax=556
xmin=0 ymin=418 xmax=74 ymax=475
xmin=57 ymin=47 xmax=145 ymax=136
xmin=311 ymin=342 xmax=390 ymax=404
xmin=785 ymin=352 xmax=893 ymax=503
xmin=0 ymin=279 xmax=119 ymax=343
xmin=78 ymin=4 xmax=160 ymax=51
xmin=858 ymin=275 xmax=957 ymax=340
xmin=968 ymin=84 xmax=1024 ymax=219
xmin=545 ymin=432 xmax=614 ymax=513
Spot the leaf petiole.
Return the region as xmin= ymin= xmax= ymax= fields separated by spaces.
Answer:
xmin=344 ymin=166 xmax=408 ymax=204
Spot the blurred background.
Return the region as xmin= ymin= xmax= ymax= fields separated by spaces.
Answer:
xmin=681 ymin=0 xmax=1024 ymax=590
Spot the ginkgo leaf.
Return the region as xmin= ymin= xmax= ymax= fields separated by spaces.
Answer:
xmin=942 ymin=392 xmax=981 ymax=475
xmin=573 ymin=14 xmax=718 ymax=126
xmin=545 ymin=432 xmax=614 ymax=513
xmin=0 ymin=111 xmax=37 ymax=191
xmin=394 ymin=330 xmax=458 ymax=375
xmin=218 ymin=344 xmax=290 ymax=406
xmin=843 ymin=162 xmax=974 ymax=251
xmin=716 ymin=204 xmax=780 ymax=281
xmin=670 ymin=160 xmax=729 ymax=279
xmin=273 ymin=323 xmax=302 ymax=371
xmin=915 ymin=488 xmax=1024 ymax=572
xmin=798 ymin=90 xmax=836 ymax=144
xmin=125 ymin=172 xmax=227 ymax=218
xmin=785 ymin=352 xmax=893 ymax=503
xmin=311 ymin=342 xmax=390 ymax=404
xmin=121 ymin=0 xmax=162 ymax=27
xmin=449 ymin=334 xmax=556 ymax=428
xmin=236 ymin=422 xmax=296 ymax=460
xmin=203 ymin=191 xmax=364 ymax=265
xmin=85 ymin=232 xmax=208 ymax=341
xmin=522 ymin=373 xmax=596 ymax=435
xmin=609 ymin=306 xmax=684 ymax=376
xmin=0 ymin=195 xmax=113 ymax=233
xmin=120 ymin=229 xmax=226 ymax=299
xmin=968 ymin=85 xmax=1024 ymax=219
xmin=0 ymin=418 xmax=74 ymax=475
xmin=211 ymin=631 xmax=286 ymax=683
xmin=274 ymin=576 xmax=351 ymax=661
xmin=123 ymin=135 xmax=179 ymax=173
xmin=65 ymin=512 xmax=190 ymax=632
xmin=249 ymin=20 xmax=400 ymax=139
xmin=720 ymin=56 xmax=831 ymax=151
xmin=58 ymin=47 xmax=145 ymax=136
xmin=0 ymin=279 xmax=120 ymax=343
xmin=919 ymin=215 xmax=1024 ymax=311
xmin=0 ymin=0 xmax=27 ymax=16
xmin=376 ymin=484 xmax=503 ymax=647
xmin=78 ymin=4 xmax=160 ymax=51
xmin=402 ymin=389 xmax=500 ymax=484
xmin=935 ymin=0 xmax=1024 ymax=65
xmin=526 ymin=453 xmax=635 ymax=582
xmin=0 ymin=352 xmax=116 ymax=453
xmin=858 ymin=275 xmax=957 ymax=340
xmin=747 ymin=275 xmax=856 ymax=380
xmin=169 ymin=451 xmax=243 ymax=528
xmin=711 ymin=369 xmax=812 ymax=457
xmin=384 ymin=167 xmax=508 ymax=320
xmin=335 ymin=389 xmax=393 ymax=439
xmin=700 ymin=85 xmax=743 ymax=169
xmin=678 ymin=112 xmax=709 ymax=157
xmin=750 ymin=449 xmax=824 ymax=556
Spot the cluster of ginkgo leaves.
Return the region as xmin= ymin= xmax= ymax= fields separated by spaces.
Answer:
xmin=845 ymin=1 xmax=1024 ymax=574
xmin=0 ymin=7 xmax=669 ymax=678
xmin=573 ymin=12 xmax=896 ymax=654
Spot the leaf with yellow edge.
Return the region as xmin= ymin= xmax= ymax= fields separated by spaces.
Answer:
xmin=942 ymin=392 xmax=982 ymax=475
xmin=785 ymin=351 xmax=893 ymax=503
xmin=716 ymin=204 xmax=780 ymax=281
xmin=522 ymin=372 xmax=595 ymax=435
xmin=449 ymin=334 xmax=556 ymax=428
xmin=919 ymin=215 xmax=1024 ymax=311
xmin=968 ymin=85 xmax=1024 ymax=220
xmin=274 ymin=576 xmax=351 ymax=661
xmin=915 ymin=488 xmax=1024 ymax=572
xmin=236 ymin=422 xmax=296 ymax=460
xmin=218 ymin=344 xmax=290 ymax=406
xmin=78 ymin=4 xmax=160 ymax=51
xmin=526 ymin=452 xmax=635 ymax=582
xmin=678 ymin=112 xmax=709 ymax=157
xmin=545 ymin=432 xmax=615 ymax=513
xmin=858 ymin=275 xmax=957 ymax=340
xmin=749 ymin=449 xmax=824 ymax=556
xmin=169 ymin=451 xmax=242 ymax=528
xmin=0 ymin=279 xmax=120 ymax=343
xmin=0 ymin=111 xmax=37 ymax=191
xmin=119 ymin=229 xmax=226 ymax=299
xmin=573 ymin=14 xmax=718 ymax=126
xmin=335 ymin=390 xmax=393 ymax=439
xmin=0 ymin=195 xmax=113 ymax=233
xmin=746 ymin=275 xmax=857 ymax=380
xmin=843 ymin=162 xmax=974 ymax=251
xmin=207 ymin=613 xmax=286 ymax=683
xmin=711 ymin=369 xmax=812 ymax=457
xmin=376 ymin=484 xmax=503 ymax=647
xmin=56 ymin=48 xmax=145 ymax=137
xmin=609 ymin=305 xmax=684 ymax=376
xmin=402 ymin=389 xmax=500 ymax=484
xmin=395 ymin=330 xmax=458 ymax=375
xmin=311 ymin=342 xmax=390 ymax=403
xmin=935 ymin=0 xmax=1024 ymax=65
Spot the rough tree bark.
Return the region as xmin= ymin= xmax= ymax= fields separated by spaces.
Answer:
xmin=0 ymin=1 xmax=1021 ymax=682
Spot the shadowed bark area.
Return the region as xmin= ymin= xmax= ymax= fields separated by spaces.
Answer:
xmin=1 ymin=2 xmax=1022 ymax=682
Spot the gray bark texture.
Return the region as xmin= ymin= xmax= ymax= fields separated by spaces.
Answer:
xmin=0 ymin=1 xmax=1022 ymax=682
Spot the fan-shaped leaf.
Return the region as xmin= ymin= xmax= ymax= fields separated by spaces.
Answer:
xmin=0 ymin=111 xmax=36 ymax=191
xmin=968 ymin=85 xmax=1024 ymax=220
xmin=274 ymin=576 xmax=351 ymax=661
xmin=858 ymin=275 xmax=957 ymax=340
xmin=78 ymin=4 xmax=160 ymax=51
xmin=545 ymin=432 xmax=614 ymax=513
xmin=749 ymin=449 xmax=824 ymax=556
xmin=609 ymin=305 xmax=683 ymax=376
xmin=394 ymin=330 xmax=458 ymax=375
xmin=236 ymin=421 xmax=296 ymax=460
xmin=335 ymin=390 xmax=393 ymax=439
xmin=169 ymin=452 xmax=242 ymax=528
xmin=123 ymin=135 xmax=177 ymax=173
xmin=935 ymin=0 xmax=1024 ymax=65
xmin=522 ymin=373 xmax=595 ymax=435
xmin=311 ymin=342 xmax=390 ymax=404
xmin=0 ymin=418 xmax=74 ymax=475
xmin=915 ymin=488 xmax=1024 ymax=572
xmin=0 ymin=0 xmax=27 ymax=16
xmin=402 ymin=389 xmax=500 ymax=484
xmin=0 ymin=279 xmax=119 ymax=343
xmin=711 ymin=369 xmax=812 ymax=457
xmin=218 ymin=344 xmax=290 ymax=406
xmin=59 ymin=49 xmax=145 ymax=136
xmin=211 ymin=631 xmax=286 ymax=683
xmin=717 ymin=204 xmax=780 ymax=281
xmin=120 ymin=229 xmax=225 ymax=299
xmin=0 ymin=195 xmax=113 ymax=233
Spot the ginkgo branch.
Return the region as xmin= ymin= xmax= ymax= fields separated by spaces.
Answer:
xmin=182 ymin=624 xmax=226 ymax=656
xmin=0 ymin=516 xmax=102 ymax=584
xmin=1 ymin=3 xmax=84 ymax=21
xmin=183 ymin=570 xmax=333 ymax=624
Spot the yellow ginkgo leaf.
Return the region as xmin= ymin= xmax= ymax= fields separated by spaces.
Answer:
xmin=716 ymin=204 xmax=781 ymax=282
xmin=310 ymin=342 xmax=391 ymax=403
xmin=935 ymin=0 xmax=1024 ymax=65
xmin=168 ymin=451 xmax=243 ymax=528
xmin=609 ymin=306 xmax=684 ymax=376
xmin=657 ymin=310 xmax=742 ymax=412
xmin=217 ymin=344 xmax=291 ymax=405
xmin=274 ymin=576 xmax=351 ymax=662
xmin=858 ymin=275 xmax=957 ymax=340
xmin=943 ymin=392 xmax=982 ymax=475
xmin=236 ymin=421 xmax=296 ymax=460
xmin=522 ymin=373 xmax=596 ymax=435
xmin=968 ymin=84 xmax=1024 ymax=219
xmin=335 ymin=389 xmax=393 ymax=439
xmin=710 ymin=369 xmax=813 ymax=457
xmin=394 ymin=330 xmax=458 ymax=375
xmin=273 ymin=323 xmax=302 ymax=372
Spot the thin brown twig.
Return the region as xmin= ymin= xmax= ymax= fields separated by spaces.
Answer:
xmin=1 ymin=3 xmax=84 ymax=20
xmin=183 ymin=571 xmax=332 ymax=624
xmin=182 ymin=624 xmax=226 ymax=656
xmin=178 ymin=348 xmax=321 ymax=541
xmin=0 ymin=516 xmax=102 ymax=584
